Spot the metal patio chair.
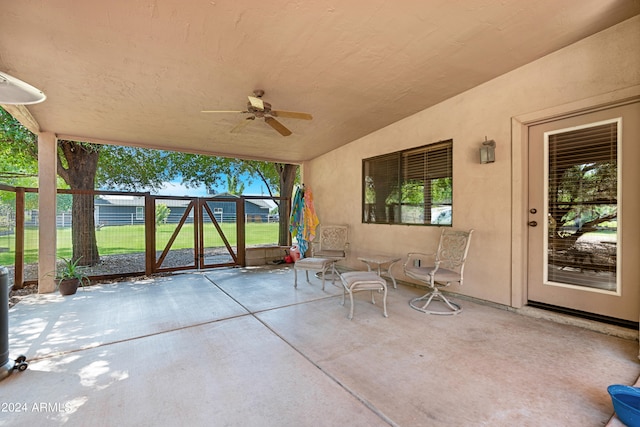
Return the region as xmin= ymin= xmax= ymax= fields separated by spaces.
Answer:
xmin=311 ymin=225 xmax=349 ymax=278
xmin=404 ymin=229 xmax=474 ymax=315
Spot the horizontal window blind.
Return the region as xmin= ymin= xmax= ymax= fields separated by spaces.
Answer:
xmin=364 ymin=152 xmax=400 ymax=198
xmin=547 ymin=121 xmax=617 ymax=288
xmin=363 ymin=140 xmax=452 ymax=225
xmin=403 ymin=141 xmax=452 ymax=181
xmin=549 ymin=123 xmax=617 ymax=167
xmin=548 ymin=122 xmax=617 ymax=205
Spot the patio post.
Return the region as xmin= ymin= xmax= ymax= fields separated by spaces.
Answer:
xmin=37 ymin=132 xmax=57 ymax=293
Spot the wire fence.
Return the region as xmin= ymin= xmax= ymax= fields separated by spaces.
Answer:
xmin=0 ymin=185 xmax=287 ymax=287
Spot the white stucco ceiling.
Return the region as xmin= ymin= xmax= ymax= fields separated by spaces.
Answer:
xmin=1 ymin=0 xmax=638 ymax=163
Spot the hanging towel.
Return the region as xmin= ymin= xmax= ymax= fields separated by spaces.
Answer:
xmin=289 ymin=186 xmax=306 ymax=256
xmin=303 ymin=186 xmax=320 ymax=245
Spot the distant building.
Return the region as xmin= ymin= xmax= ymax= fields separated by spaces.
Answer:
xmin=85 ymin=194 xmax=273 ymax=226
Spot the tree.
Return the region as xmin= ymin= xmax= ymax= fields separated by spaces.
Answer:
xmin=1 ymin=107 xmax=300 ymax=263
xmin=1 ymin=108 xmax=103 ymax=264
xmin=234 ymin=161 xmax=299 ymax=245
xmin=0 ymin=109 xmax=41 ymax=212
xmin=1 ymin=108 xmax=183 ymax=265
xmin=155 ymin=204 xmax=171 ymax=225
xmin=172 ymin=155 xmax=299 ymax=245
xmin=273 ymin=163 xmax=298 ymax=246
xmin=549 ymin=162 xmax=617 ymax=251
xmin=225 ymin=175 xmax=245 ymax=195
xmin=57 ymin=141 xmax=101 ymax=264
xmin=96 ymin=146 xmax=176 ymax=191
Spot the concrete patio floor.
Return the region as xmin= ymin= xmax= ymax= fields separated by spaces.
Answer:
xmin=2 ymin=265 xmax=639 ymax=426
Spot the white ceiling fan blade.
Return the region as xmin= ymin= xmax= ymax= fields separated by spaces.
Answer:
xmin=201 ymin=110 xmax=245 ymax=113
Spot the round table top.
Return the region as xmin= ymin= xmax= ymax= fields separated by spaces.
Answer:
xmin=357 ymin=255 xmax=401 ymax=264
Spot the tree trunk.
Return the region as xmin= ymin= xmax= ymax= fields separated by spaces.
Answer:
xmin=277 ymin=163 xmax=298 ymax=246
xmin=71 ymin=192 xmax=99 ymax=265
xmin=57 ymin=141 xmax=101 ymax=266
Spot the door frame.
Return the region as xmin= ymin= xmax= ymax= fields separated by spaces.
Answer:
xmin=510 ymin=86 xmax=640 ymax=308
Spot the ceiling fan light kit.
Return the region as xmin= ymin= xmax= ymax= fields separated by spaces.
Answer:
xmin=202 ymin=90 xmax=312 ymax=136
xmin=0 ymin=71 xmax=46 ymax=105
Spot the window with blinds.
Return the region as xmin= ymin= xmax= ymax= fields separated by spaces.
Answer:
xmin=546 ymin=120 xmax=618 ymax=289
xmin=362 ymin=140 xmax=452 ymax=225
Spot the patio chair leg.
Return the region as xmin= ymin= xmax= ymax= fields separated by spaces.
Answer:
xmin=438 ymin=293 xmax=462 ymax=313
xmin=411 ymin=291 xmax=436 ymax=310
xmin=331 ymin=262 xmax=337 ymax=284
xmin=317 ymin=261 xmax=340 ymax=282
xmin=382 ymin=286 xmax=388 ymax=317
xmin=349 ymin=292 xmax=355 ymax=320
xmin=409 ymin=289 xmax=462 ymax=315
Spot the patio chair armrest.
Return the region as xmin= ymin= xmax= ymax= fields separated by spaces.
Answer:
xmin=404 ymin=252 xmax=436 ymax=269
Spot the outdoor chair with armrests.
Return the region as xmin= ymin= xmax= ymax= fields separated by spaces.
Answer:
xmin=311 ymin=225 xmax=349 ymax=279
xmin=403 ymin=229 xmax=474 ymax=315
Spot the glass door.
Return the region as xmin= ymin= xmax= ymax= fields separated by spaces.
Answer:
xmin=527 ymin=102 xmax=639 ymax=322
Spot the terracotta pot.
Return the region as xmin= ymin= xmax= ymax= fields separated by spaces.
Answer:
xmin=58 ymin=279 xmax=79 ymax=296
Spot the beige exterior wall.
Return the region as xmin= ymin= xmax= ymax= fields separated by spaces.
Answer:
xmin=304 ymin=16 xmax=640 ymax=307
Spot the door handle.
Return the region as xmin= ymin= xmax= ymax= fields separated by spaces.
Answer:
xmin=528 ymin=221 xmax=538 ymax=227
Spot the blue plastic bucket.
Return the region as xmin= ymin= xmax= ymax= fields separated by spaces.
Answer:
xmin=608 ymin=384 xmax=640 ymax=427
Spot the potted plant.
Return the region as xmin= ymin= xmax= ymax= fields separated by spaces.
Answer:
xmin=56 ymin=257 xmax=90 ymax=296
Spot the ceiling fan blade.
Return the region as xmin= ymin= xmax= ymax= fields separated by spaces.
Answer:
xmin=247 ymin=96 xmax=264 ymax=110
xmin=264 ymin=117 xmax=292 ymax=136
xmin=271 ymin=110 xmax=313 ymax=120
xmin=230 ymin=116 xmax=255 ymax=133
xmin=201 ymin=110 xmax=245 ymax=113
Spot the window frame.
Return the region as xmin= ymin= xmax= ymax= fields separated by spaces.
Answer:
xmin=362 ymin=139 xmax=453 ymax=226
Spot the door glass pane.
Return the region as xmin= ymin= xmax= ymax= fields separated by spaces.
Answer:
xmin=545 ymin=120 xmax=619 ymax=292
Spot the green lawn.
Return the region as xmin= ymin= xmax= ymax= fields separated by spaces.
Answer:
xmin=0 ymin=222 xmax=280 ymax=265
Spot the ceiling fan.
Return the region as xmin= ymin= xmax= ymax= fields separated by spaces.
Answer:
xmin=201 ymin=90 xmax=312 ymax=136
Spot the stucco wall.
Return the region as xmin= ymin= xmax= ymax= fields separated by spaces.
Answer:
xmin=304 ymin=16 xmax=640 ymax=306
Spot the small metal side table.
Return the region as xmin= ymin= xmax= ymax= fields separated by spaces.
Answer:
xmin=357 ymin=255 xmax=401 ymax=289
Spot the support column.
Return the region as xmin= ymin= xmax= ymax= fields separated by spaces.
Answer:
xmin=37 ymin=132 xmax=57 ymax=293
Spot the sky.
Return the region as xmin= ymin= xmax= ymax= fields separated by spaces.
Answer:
xmin=102 ymin=170 xmax=273 ymax=197
xmin=153 ymin=178 xmax=269 ymax=197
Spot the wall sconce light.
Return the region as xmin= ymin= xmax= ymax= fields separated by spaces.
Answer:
xmin=479 ymin=137 xmax=496 ymax=164
xmin=0 ymin=71 xmax=46 ymax=105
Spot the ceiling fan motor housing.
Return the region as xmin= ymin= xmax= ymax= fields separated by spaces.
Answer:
xmin=247 ymin=101 xmax=272 ymax=117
